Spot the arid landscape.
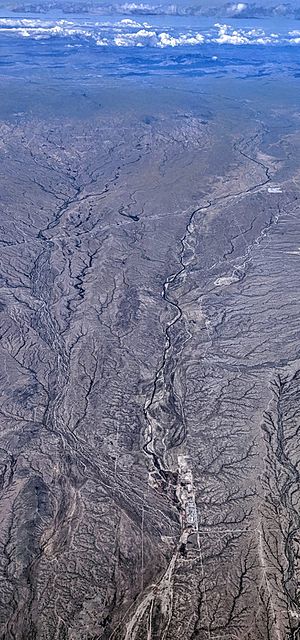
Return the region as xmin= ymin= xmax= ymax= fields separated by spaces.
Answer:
xmin=0 ymin=76 xmax=299 ymax=639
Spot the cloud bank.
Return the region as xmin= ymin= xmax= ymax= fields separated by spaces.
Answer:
xmin=5 ymin=2 xmax=300 ymax=19
xmin=1 ymin=15 xmax=300 ymax=45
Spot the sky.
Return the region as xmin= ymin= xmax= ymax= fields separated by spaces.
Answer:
xmin=0 ymin=0 xmax=299 ymax=16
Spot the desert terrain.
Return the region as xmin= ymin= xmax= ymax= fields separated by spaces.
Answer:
xmin=0 ymin=81 xmax=300 ymax=639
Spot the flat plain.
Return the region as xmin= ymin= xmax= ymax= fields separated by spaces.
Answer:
xmin=0 ymin=80 xmax=300 ymax=639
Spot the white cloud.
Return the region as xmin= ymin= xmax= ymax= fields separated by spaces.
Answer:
xmin=96 ymin=38 xmax=109 ymax=45
xmin=226 ymin=3 xmax=248 ymax=15
xmin=114 ymin=28 xmax=157 ymax=46
xmin=119 ymin=18 xmax=143 ymax=27
xmin=213 ymin=23 xmax=248 ymax=44
xmin=157 ymin=31 xmax=204 ymax=47
xmin=158 ymin=31 xmax=178 ymax=47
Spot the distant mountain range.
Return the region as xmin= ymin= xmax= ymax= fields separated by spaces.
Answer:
xmin=1 ymin=1 xmax=299 ymax=18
